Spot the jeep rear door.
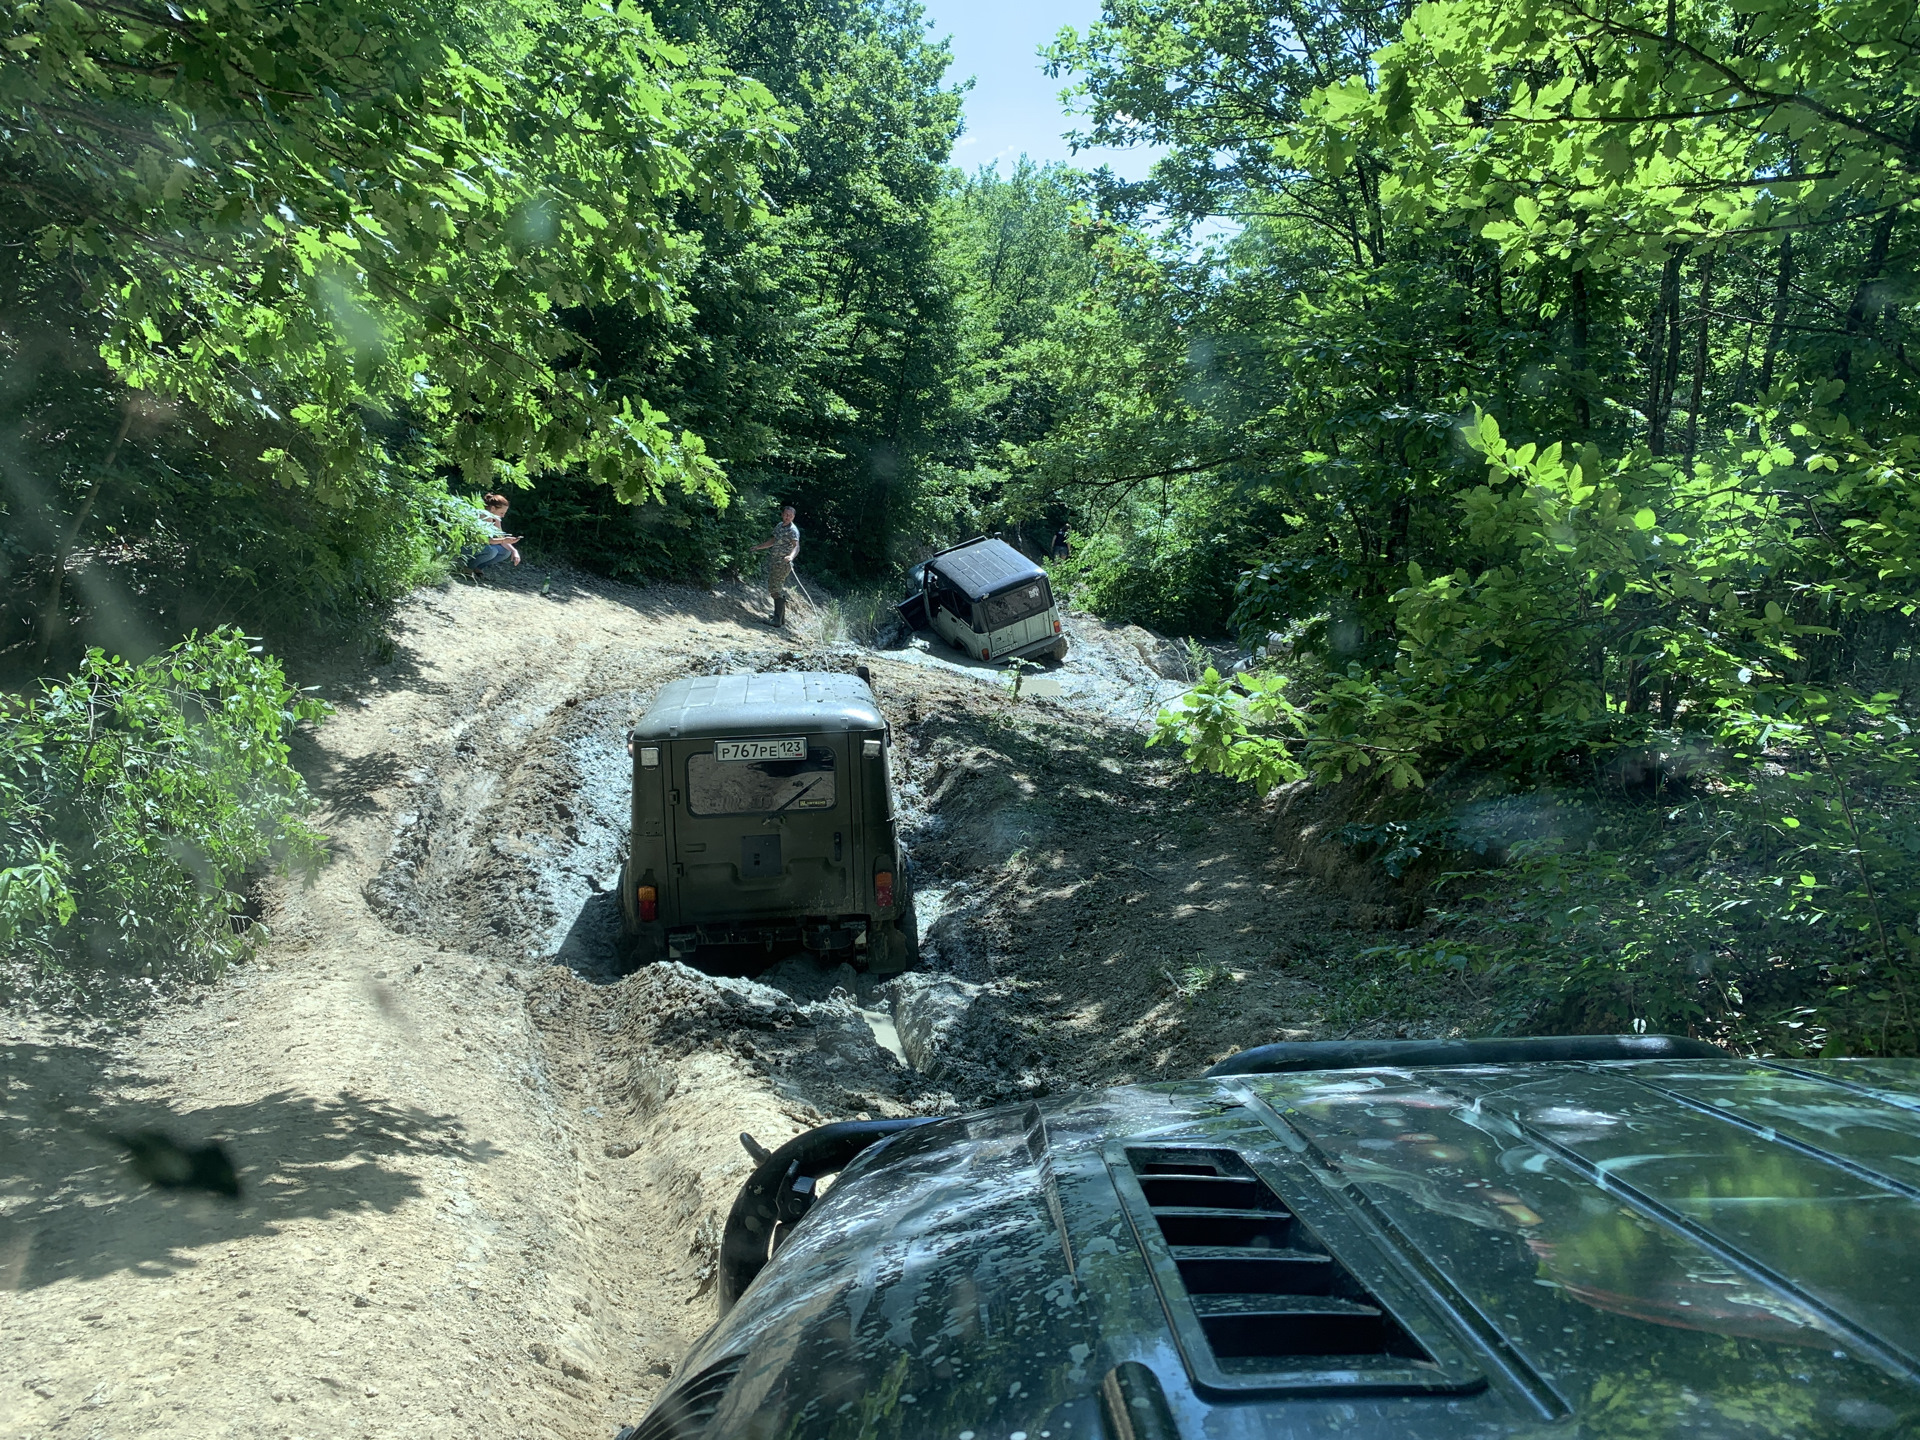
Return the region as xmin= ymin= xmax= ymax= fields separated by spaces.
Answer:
xmin=667 ymin=734 xmax=855 ymax=921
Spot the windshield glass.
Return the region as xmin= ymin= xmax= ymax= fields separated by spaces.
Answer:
xmin=686 ymin=746 xmax=837 ymax=816
xmin=979 ymin=578 xmax=1052 ymax=631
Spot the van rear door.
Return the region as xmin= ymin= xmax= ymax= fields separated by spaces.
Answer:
xmin=667 ymin=734 xmax=854 ymax=922
xmin=980 ymin=576 xmax=1056 ymax=657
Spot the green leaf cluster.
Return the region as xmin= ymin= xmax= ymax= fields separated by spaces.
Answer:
xmin=1042 ymin=0 xmax=1920 ymax=1049
xmin=0 ymin=628 xmax=328 ymax=993
xmin=3 ymin=0 xmax=782 ymax=499
xmin=1 ymin=0 xmax=788 ymax=660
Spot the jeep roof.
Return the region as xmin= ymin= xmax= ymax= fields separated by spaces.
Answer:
xmin=628 ymin=1037 xmax=1920 ymax=1440
xmin=924 ymin=536 xmax=1047 ymax=601
xmin=631 ymin=672 xmax=883 ymax=741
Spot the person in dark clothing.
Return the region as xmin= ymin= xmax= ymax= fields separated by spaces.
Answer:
xmin=1049 ymin=526 xmax=1071 ymax=561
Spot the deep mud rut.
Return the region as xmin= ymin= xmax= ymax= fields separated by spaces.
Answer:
xmin=1 ymin=566 xmax=1444 ymax=1440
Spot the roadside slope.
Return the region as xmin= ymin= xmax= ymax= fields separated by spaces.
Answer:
xmin=2 ymin=572 xmax=803 ymax=1440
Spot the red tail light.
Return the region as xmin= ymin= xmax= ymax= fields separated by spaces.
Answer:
xmin=637 ymin=885 xmax=658 ymax=923
xmin=980 ymin=646 xmax=990 ymax=659
xmin=874 ymin=871 xmax=894 ymax=909
xmin=1053 ymin=619 xmax=1061 ymax=634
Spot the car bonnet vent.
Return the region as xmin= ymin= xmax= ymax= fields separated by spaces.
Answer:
xmin=625 ymin=1354 xmax=746 ymax=1440
xmin=1116 ymin=1147 xmax=1479 ymax=1394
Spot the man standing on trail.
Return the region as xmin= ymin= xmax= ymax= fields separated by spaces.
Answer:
xmin=751 ymin=504 xmax=801 ymax=627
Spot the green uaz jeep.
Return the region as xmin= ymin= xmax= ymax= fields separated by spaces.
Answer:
xmin=624 ymin=1035 xmax=1920 ymax=1440
xmin=618 ymin=671 xmax=916 ymax=973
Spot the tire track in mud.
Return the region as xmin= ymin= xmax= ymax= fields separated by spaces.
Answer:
xmin=2 ymin=571 xmax=1440 ymax=1440
xmin=362 ymin=679 xmax=664 ymax=968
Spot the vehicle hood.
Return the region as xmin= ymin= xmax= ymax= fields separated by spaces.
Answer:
xmin=643 ymin=1059 xmax=1920 ymax=1439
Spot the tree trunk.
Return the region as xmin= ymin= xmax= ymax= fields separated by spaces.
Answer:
xmin=34 ymin=405 xmax=135 ymax=668
xmin=1836 ymin=209 xmax=1898 ymax=391
xmin=1659 ymin=677 xmax=1682 ymax=726
xmin=1570 ymin=265 xmax=1592 ymax=431
xmin=1683 ymin=251 xmax=1717 ymax=465
xmin=1758 ymin=230 xmax=1792 ymax=395
xmin=1645 ymin=252 xmax=1682 ymax=453
xmin=1622 ymin=657 xmax=1644 ymax=715
xmin=1660 ymin=252 xmax=1688 ymax=446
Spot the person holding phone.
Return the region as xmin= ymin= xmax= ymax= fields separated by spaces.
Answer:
xmin=469 ymin=492 xmax=521 ymax=574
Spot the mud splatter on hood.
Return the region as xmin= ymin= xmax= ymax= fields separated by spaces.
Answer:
xmin=639 ymin=1058 xmax=1920 ymax=1440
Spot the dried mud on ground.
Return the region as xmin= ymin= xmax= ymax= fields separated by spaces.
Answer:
xmin=2 ymin=564 xmax=1480 ymax=1440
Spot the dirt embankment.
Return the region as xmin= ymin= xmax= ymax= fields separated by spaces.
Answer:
xmin=1 ymin=566 xmax=1461 ymax=1440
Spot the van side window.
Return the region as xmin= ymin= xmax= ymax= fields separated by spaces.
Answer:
xmin=687 ymin=747 xmax=837 ymax=816
xmin=980 ymin=579 xmax=1052 ymax=631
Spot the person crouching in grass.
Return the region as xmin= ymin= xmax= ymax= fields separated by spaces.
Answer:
xmin=469 ymin=492 xmax=521 ymax=576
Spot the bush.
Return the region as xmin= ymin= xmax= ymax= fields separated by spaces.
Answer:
xmin=1055 ymin=522 xmax=1240 ymax=636
xmin=0 ymin=629 xmax=328 ymax=994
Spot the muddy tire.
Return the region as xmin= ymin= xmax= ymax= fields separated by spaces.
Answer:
xmin=1047 ymin=636 xmax=1069 ymax=664
xmin=864 ymin=876 xmax=919 ymax=975
xmin=616 ymin=926 xmax=663 ymax=975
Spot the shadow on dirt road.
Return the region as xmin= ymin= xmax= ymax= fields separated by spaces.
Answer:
xmin=1 ymin=1038 xmax=495 ymax=1291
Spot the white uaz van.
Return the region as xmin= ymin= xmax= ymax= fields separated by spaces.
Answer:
xmin=896 ymin=536 xmax=1068 ymax=664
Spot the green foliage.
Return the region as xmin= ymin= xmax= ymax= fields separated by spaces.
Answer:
xmin=1048 ymin=0 xmax=1920 ymax=1050
xmin=1053 ymin=511 xmax=1246 ymax=635
xmin=507 ymin=482 xmax=772 ymax=587
xmin=5 ymin=0 xmax=777 ymax=498
xmin=0 ymin=629 xmax=329 ymax=990
xmin=595 ymin=0 xmax=966 ymax=581
xmin=1165 ymin=958 xmax=1240 ymax=1004
xmin=1309 ymin=0 xmax=1919 ymax=275
xmin=1152 ymin=667 xmax=1310 ymax=791
xmin=1 ymin=0 xmax=783 ymax=664
xmin=940 ymin=161 xmax=1100 ymax=498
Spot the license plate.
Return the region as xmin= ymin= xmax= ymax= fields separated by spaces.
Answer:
xmin=715 ymin=736 xmax=806 ymax=763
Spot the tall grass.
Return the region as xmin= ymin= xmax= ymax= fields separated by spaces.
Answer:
xmin=801 ymin=583 xmax=901 ymax=648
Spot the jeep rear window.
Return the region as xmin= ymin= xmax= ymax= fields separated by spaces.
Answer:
xmin=686 ymin=746 xmax=837 ymax=816
xmin=979 ymin=578 xmax=1052 ymax=631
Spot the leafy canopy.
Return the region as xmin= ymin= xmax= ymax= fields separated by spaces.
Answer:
xmin=2 ymin=0 xmax=786 ymax=502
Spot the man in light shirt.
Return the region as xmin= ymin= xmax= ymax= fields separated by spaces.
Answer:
xmin=750 ymin=505 xmax=800 ymax=626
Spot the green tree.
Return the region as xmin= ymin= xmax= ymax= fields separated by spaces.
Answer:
xmin=514 ymin=0 xmax=967 ymax=582
xmin=0 ymin=629 xmax=328 ymax=990
xmin=1051 ymin=0 xmax=1920 ymax=1049
xmin=0 ymin=0 xmax=782 ymax=660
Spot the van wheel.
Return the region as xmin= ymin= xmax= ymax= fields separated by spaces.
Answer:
xmin=865 ymin=880 xmax=920 ymax=976
xmin=949 ymin=632 xmax=971 ymax=656
xmin=1048 ymin=637 xmax=1068 ymax=664
xmin=616 ymin=927 xmax=662 ymax=975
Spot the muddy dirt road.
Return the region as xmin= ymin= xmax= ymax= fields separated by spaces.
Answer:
xmin=1 ymin=567 xmax=1449 ymax=1440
